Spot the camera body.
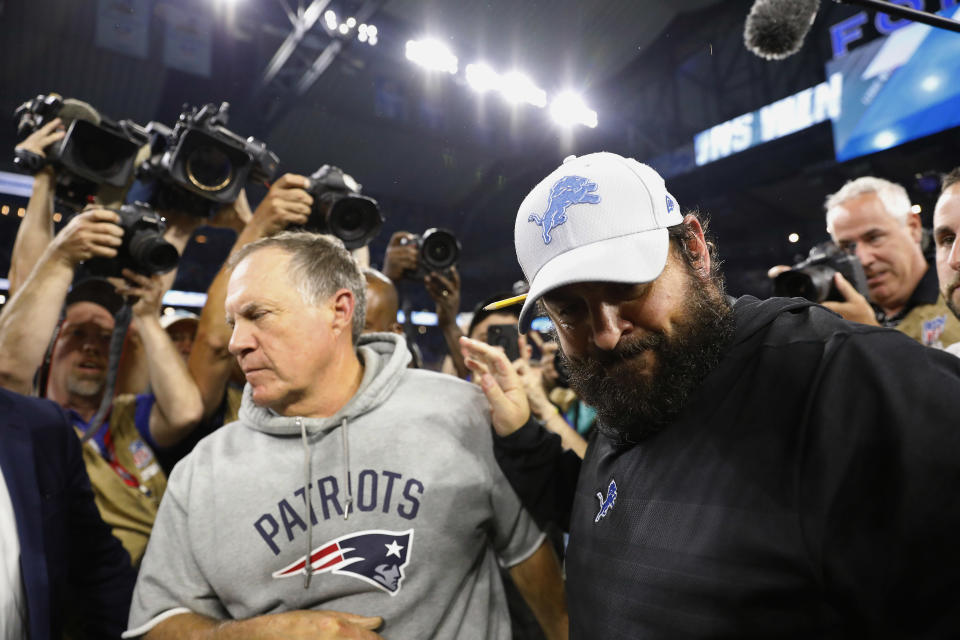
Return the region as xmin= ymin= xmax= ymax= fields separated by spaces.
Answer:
xmin=400 ymin=228 xmax=461 ymax=280
xmin=14 ymin=94 xmax=150 ymax=210
xmin=84 ymin=202 xmax=180 ymax=278
xmin=486 ymin=324 xmax=520 ymax=361
xmin=140 ymin=103 xmax=279 ymax=215
xmin=774 ymin=242 xmax=870 ymax=303
xmin=303 ymin=165 xmax=384 ymax=249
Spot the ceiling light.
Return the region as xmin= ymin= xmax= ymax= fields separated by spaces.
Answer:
xmin=324 ymin=10 xmax=337 ymax=30
xmin=338 ymin=23 xmax=349 ymax=35
xmin=405 ymin=39 xmax=458 ymax=74
xmin=500 ymin=71 xmax=546 ymax=108
xmin=911 ymin=204 xmax=922 ymax=214
xmin=466 ymin=63 xmax=500 ymax=93
xmin=549 ymin=91 xmax=598 ymax=128
xmin=346 ymin=17 xmax=356 ymax=28
xmin=788 ymin=233 xmax=800 ymax=243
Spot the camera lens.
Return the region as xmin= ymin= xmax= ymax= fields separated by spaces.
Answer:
xmin=327 ymin=195 xmax=383 ymax=250
xmin=186 ymin=145 xmax=233 ymax=191
xmin=128 ymin=232 xmax=179 ymax=275
xmin=420 ymin=228 xmax=460 ymax=271
xmin=774 ymin=266 xmax=833 ymax=303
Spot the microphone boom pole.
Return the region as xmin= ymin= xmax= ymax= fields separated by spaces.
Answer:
xmin=834 ymin=0 xmax=960 ymax=34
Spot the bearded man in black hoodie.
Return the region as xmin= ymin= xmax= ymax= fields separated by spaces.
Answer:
xmin=460 ymin=152 xmax=960 ymax=640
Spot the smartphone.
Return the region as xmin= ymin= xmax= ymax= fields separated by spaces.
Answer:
xmin=486 ymin=324 xmax=521 ymax=361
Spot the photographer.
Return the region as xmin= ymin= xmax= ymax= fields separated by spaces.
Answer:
xmin=0 ymin=206 xmax=203 ymax=565
xmin=384 ymin=231 xmax=469 ymax=376
xmin=823 ymin=177 xmax=960 ymax=347
xmin=363 ymin=268 xmax=403 ymax=334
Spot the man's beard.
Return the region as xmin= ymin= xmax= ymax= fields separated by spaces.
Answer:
xmin=562 ymin=274 xmax=735 ymax=443
xmin=945 ymin=277 xmax=960 ymax=320
xmin=66 ymin=372 xmax=106 ymax=398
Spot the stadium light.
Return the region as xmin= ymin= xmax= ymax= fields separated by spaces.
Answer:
xmin=405 ymin=39 xmax=458 ymax=74
xmin=549 ymin=91 xmax=598 ymax=128
xmin=324 ymin=10 xmax=337 ymax=31
xmin=465 ymin=63 xmax=500 ymax=93
xmin=500 ymin=71 xmax=546 ymax=108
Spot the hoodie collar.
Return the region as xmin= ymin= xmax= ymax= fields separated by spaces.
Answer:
xmin=239 ymin=332 xmax=411 ymax=436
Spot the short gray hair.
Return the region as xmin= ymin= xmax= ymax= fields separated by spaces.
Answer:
xmin=228 ymin=231 xmax=367 ymax=343
xmin=825 ymin=176 xmax=912 ymax=236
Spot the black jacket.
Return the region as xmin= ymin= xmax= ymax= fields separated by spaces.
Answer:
xmin=495 ymin=296 xmax=960 ymax=639
xmin=0 ymin=388 xmax=135 ymax=639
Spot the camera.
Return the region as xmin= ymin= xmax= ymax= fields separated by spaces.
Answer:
xmin=84 ymin=202 xmax=180 ymax=278
xmin=400 ymin=228 xmax=461 ymax=279
xmin=14 ymin=94 xmax=150 ymax=210
xmin=487 ymin=324 xmax=520 ymax=361
xmin=303 ymin=165 xmax=383 ymax=249
xmin=140 ymin=102 xmax=279 ymax=215
xmin=773 ymin=242 xmax=869 ymax=303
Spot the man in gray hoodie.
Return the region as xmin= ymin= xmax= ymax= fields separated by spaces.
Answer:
xmin=124 ymin=231 xmax=568 ymax=640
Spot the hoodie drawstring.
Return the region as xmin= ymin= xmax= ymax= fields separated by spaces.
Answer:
xmin=298 ymin=416 xmax=352 ymax=588
xmin=299 ymin=417 xmax=313 ymax=589
xmin=341 ymin=417 xmax=352 ymax=520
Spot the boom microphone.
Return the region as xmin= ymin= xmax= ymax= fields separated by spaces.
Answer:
xmin=744 ymin=0 xmax=821 ymax=60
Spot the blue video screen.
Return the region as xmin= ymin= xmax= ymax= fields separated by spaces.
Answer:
xmin=827 ymin=6 xmax=960 ymax=162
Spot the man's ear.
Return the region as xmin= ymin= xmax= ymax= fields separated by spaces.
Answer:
xmin=681 ymin=214 xmax=711 ymax=278
xmin=330 ymin=289 xmax=356 ymax=338
xmin=905 ymin=211 xmax=923 ymax=244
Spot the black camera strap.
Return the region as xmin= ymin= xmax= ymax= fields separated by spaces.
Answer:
xmin=80 ymin=302 xmax=133 ymax=445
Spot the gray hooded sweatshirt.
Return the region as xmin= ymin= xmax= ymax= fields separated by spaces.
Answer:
xmin=125 ymin=333 xmax=544 ymax=639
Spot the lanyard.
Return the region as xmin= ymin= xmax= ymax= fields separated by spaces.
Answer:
xmin=102 ymin=428 xmax=141 ymax=490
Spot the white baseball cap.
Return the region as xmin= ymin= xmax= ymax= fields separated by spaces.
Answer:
xmin=160 ymin=309 xmax=199 ymax=332
xmin=514 ymin=152 xmax=683 ymax=332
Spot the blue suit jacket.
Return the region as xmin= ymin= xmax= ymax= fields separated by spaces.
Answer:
xmin=0 ymin=388 xmax=135 ymax=639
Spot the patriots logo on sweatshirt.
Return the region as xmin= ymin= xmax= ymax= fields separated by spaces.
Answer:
xmin=272 ymin=529 xmax=413 ymax=595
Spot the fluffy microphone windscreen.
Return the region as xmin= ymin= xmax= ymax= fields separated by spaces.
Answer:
xmin=744 ymin=0 xmax=821 ymax=60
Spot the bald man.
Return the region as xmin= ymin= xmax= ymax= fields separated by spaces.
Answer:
xmin=363 ymin=268 xmax=403 ymax=334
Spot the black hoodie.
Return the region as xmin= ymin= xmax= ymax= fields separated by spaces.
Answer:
xmin=495 ymin=296 xmax=960 ymax=639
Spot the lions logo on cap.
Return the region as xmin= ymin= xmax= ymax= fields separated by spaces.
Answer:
xmin=273 ymin=529 xmax=414 ymax=595
xmin=528 ymin=175 xmax=601 ymax=245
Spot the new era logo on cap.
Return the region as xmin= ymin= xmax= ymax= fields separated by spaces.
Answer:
xmin=513 ymin=152 xmax=684 ymax=332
